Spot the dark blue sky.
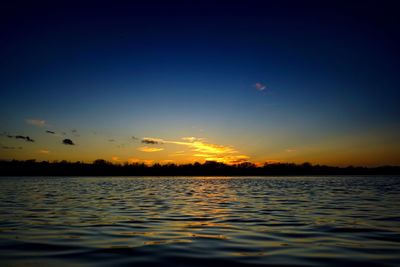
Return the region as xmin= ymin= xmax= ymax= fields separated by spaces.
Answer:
xmin=1 ymin=0 xmax=399 ymax=165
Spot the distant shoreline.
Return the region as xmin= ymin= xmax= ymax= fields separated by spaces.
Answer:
xmin=1 ymin=160 xmax=399 ymax=176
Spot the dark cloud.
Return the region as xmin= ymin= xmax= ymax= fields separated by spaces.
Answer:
xmin=141 ymin=138 xmax=160 ymax=144
xmin=108 ymin=139 xmax=115 ymax=142
xmin=7 ymin=135 xmax=35 ymax=142
xmin=46 ymin=130 xmax=56 ymax=134
xmin=16 ymin=135 xmax=34 ymax=142
xmin=71 ymin=129 xmax=77 ymax=133
xmin=62 ymin=139 xmax=75 ymax=145
xmin=131 ymin=136 xmax=139 ymax=141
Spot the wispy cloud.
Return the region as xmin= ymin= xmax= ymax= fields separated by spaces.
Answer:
xmin=141 ymin=137 xmax=164 ymax=144
xmin=138 ymin=146 xmax=164 ymax=152
xmin=17 ymin=135 xmax=34 ymax=142
xmin=181 ymin=137 xmax=198 ymax=142
xmin=199 ymin=154 xmax=250 ymax=164
xmin=46 ymin=130 xmax=56 ymax=134
xmin=144 ymin=136 xmax=249 ymax=164
xmin=26 ymin=119 xmax=46 ymax=127
xmin=169 ymin=150 xmax=186 ymax=157
xmin=6 ymin=135 xmax=35 ymax=142
xmin=254 ymin=82 xmax=266 ymax=91
xmin=62 ymin=139 xmax=75 ymax=145
xmin=38 ymin=149 xmax=50 ymax=154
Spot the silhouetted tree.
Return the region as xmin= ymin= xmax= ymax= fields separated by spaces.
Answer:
xmin=0 ymin=160 xmax=399 ymax=176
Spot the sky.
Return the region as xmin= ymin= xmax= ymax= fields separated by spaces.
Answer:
xmin=1 ymin=0 xmax=399 ymax=166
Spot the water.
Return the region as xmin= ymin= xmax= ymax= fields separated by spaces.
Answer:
xmin=0 ymin=176 xmax=399 ymax=266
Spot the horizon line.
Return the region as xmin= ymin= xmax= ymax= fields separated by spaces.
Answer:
xmin=1 ymin=159 xmax=399 ymax=169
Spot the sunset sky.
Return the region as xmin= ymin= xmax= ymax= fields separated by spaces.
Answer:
xmin=1 ymin=1 xmax=399 ymax=166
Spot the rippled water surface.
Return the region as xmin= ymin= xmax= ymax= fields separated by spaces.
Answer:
xmin=1 ymin=176 xmax=400 ymax=266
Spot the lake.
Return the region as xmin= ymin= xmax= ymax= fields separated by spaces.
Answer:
xmin=0 ymin=176 xmax=399 ymax=266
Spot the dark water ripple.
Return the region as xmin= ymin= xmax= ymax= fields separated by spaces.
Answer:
xmin=1 ymin=176 xmax=400 ymax=266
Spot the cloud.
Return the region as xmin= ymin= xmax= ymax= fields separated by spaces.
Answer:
xmin=62 ymin=139 xmax=75 ymax=145
xmin=26 ymin=119 xmax=46 ymax=127
xmin=144 ymin=136 xmax=249 ymax=164
xmin=141 ymin=137 xmax=164 ymax=144
xmin=46 ymin=130 xmax=56 ymax=134
xmin=16 ymin=135 xmax=34 ymax=142
xmin=286 ymin=149 xmax=297 ymax=153
xmin=193 ymin=153 xmax=214 ymax=158
xmin=200 ymin=155 xmax=250 ymax=164
xmin=108 ymin=139 xmax=115 ymax=142
xmin=131 ymin=136 xmax=139 ymax=141
xmin=7 ymin=135 xmax=35 ymax=142
xmin=254 ymin=82 xmax=266 ymax=91
xmin=38 ymin=150 xmax=50 ymax=154
xmin=181 ymin=137 xmax=198 ymax=142
xmin=169 ymin=150 xmax=186 ymax=157
xmin=138 ymin=146 xmax=164 ymax=152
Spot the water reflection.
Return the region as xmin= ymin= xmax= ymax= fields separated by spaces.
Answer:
xmin=0 ymin=176 xmax=400 ymax=266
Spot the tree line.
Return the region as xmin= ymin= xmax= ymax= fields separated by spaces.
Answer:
xmin=0 ymin=159 xmax=399 ymax=176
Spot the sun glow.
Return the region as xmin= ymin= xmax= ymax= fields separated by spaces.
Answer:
xmin=141 ymin=137 xmax=250 ymax=164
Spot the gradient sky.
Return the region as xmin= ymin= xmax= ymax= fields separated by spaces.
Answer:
xmin=1 ymin=0 xmax=399 ymax=166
